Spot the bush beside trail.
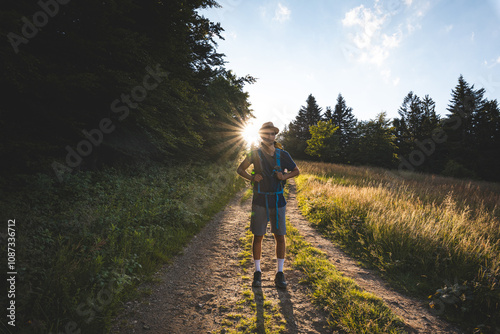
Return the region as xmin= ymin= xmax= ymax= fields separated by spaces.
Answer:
xmin=0 ymin=160 xmax=245 ymax=333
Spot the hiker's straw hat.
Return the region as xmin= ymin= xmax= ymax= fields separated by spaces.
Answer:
xmin=259 ymin=122 xmax=279 ymax=134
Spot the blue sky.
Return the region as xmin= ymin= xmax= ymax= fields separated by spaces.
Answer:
xmin=201 ymin=0 xmax=500 ymax=130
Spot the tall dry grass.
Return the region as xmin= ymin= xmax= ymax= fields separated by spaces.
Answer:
xmin=295 ymin=161 xmax=500 ymax=331
xmin=299 ymin=161 xmax=500 ymax=215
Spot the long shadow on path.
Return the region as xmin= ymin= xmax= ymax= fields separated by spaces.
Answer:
xmin=252 ymin=285 xmax=300 ymax=334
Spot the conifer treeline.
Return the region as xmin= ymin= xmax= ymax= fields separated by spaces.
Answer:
xmin=0 ymin=0 xmax=253 ymax=179
xmin=280 ymin=75 xmax=500 ymax=182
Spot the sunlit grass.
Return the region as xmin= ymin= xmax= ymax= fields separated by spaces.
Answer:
xmin=295 ymin=161 xmax=500 ymax=331
xmin=285 ymin=223 xmax=406 ymax=333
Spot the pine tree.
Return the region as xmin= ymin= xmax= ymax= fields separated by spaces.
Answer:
xmin=443 ymin=75 xmax=486 ymax=177
xmin=325 ymin=94 xmax=357 ymax=163
xmin=471 ymin=99 xmax=500 ymax=180
xmin=323 ymin=106 xmax=333 ymax=121
xmin=283 ymin=94 xmax=322 ymax=158
xmin=393 ymin=91 xmax=439 ymax=172
xmin=291 ymin=94 xmax=322 ymax=140
xmin=351 ymin=112 xmax=397 ymax=168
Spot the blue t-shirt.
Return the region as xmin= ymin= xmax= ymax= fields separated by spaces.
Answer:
xmin=249 ymin=148 xmax=297 ymax=208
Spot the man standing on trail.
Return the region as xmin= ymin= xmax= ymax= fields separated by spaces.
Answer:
xmin=237 ymin=122 xmax=300 ymax=289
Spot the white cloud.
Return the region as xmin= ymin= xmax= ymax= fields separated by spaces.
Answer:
xmin=273 ymin=3 xmax=291 ymax=23
xmin=341 ymin=1 xmax=428 ymax=83
xmin=484 ymin=57 xmax=500 ymax=68
xmin=380 ymin=68 xmax=399 ymax=86
xmin=342 ymin=5 xmax=386 ymax=50
xmin=415 ymin=1 xmax=430 ymax=17
xmin=382 ymin=31 xmax=402 ymax=48
xmin=444 ymin=24 xmax=453 ymax=33
xmin=368 ymin=45 xmax=391 ymax=66
xmin=341 ymin=5 xmax=403 ymax=66
xmin=222 ymin=31 xmax=237 ymax=40
xmin=471 ymin=32 xmax=475 ymax=42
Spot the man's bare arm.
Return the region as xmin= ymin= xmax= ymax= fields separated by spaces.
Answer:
xmin=276 ymin=166 xmax=300 ymax=181
xmin=237 ymin=156 xmax=263 ymax=182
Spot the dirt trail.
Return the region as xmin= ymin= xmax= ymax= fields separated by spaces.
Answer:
xmin=111 ymin=182 xmax=463 ymax=333
xmin=111 ymin=186 xmax=329 ymax=333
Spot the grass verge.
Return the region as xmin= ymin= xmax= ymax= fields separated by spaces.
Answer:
xmin=286 ymin=223 xmax=406 ymax=333
xmin=0 ymin=160 xmax=245 ymax=333
xmin=295 ymin=161 xmax=500 ymax=333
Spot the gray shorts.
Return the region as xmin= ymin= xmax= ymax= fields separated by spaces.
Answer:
xmin=250 ymin=204 xmax=286 ymax=236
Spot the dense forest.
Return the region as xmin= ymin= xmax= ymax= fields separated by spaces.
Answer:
xmin=0 ymin=0 xmax=253 ymax=182
xmin=0 ymin=1 xmax=254 ymax=332
xmin=280 ymin=76 xmax=500 ymax=182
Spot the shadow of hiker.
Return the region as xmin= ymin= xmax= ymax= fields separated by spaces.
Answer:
xmin=277 ymin=288 xmax=299 ymax=333
xmin=252 ymin=287 xmax=266 ymax=334
xmin=252 ymin=281 xmax=299 ymax=333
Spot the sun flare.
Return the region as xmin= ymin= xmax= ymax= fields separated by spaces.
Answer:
xmin=241 ymin=121 xmax=261 ymax=148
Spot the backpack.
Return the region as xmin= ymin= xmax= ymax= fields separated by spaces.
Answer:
xmin=254 ymin=148 xmax=284 ymax=229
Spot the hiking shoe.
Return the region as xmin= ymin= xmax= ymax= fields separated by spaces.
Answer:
xmin=274 ymin=271 xmax=287 ymax=289
xmin=252 ymin=271 xmax=262 ymax=287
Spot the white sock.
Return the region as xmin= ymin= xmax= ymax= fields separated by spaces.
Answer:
xmin=254 ymin=259 xmax=261 ymax=272
xmin=277 ymin=258 xmax=285 ymax=273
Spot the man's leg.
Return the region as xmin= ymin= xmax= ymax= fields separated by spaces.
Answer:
xmin=274 ymin=234 xmax=286 ymax=262
xmin=274 ymin=234 xmax=287 ymax=289
xmin=252 ymin=235 xmax=264 ymax=287
xmin=270 ymin=206 xmax=287 ymax=289
xmin=253 ymin=235 xmax=264 ymax=267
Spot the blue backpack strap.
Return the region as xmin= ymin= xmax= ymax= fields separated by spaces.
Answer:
xmin=275 ymin=149 xmax=281 ymax=229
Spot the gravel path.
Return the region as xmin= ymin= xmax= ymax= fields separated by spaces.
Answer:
xmin=111 ymin=186 xmax=329 ymax=333
xmin=111 ymin=181 xmax=463 ymax=333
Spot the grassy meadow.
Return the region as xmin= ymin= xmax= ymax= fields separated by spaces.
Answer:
xmin=295 ymin=161 xmax=500 ymax=332
xmin=0 ymin=160 xmax=245 ymax=333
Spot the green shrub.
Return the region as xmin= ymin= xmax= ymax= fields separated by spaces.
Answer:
xmin=1 ymin=160 xmax=245 ymax=333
